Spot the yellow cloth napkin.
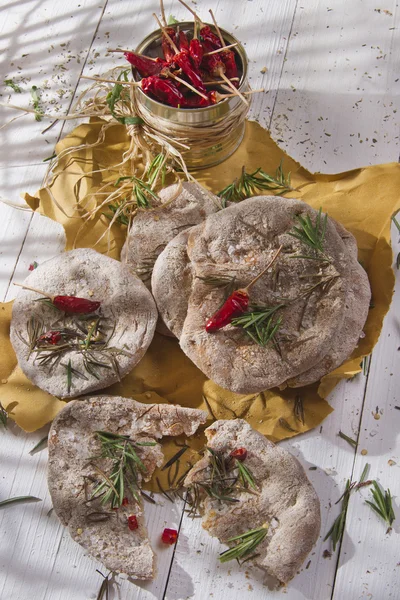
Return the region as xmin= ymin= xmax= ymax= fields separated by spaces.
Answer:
xmin=2 ymin=118 xmax=399 ymax=489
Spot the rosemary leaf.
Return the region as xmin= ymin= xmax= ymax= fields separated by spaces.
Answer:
xmin=392 ymin=214 xmax=400 ymax=233
xmin=279 ymin=418 xmax=297 ymax=433
xmin=365 ymin=481 xmax=395 ymax=528
xmin=96 ymin=570 xmax=111 ymax=600
xmin=29 ymin=435 xmax=48 ymax=455
xmin=289 ymin=207 xmax=330 ymax=263
xmin=294 ymin=395 xmax=305 ymax=425
xmin=66 ymin=359 xmax=72 ymax=393
xmin=0 ymin=496 xmax=42 ymax=508
xmin=338 ymin=430 xmax=357 ymax=448
xmin=358 ymin=463 xmax=370 ymax=485
xmin=162 ymin=446 xmax=189 ymax=471
xmin=235 ymin=460 xmax=257 ymax=490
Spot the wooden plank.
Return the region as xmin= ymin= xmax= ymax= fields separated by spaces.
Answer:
xmin=270 ymin=0 xmax=400 ymax=172
xmin=332 ymin=221 xmax=400 ymax=599
xmin=0 ymin=0 xmax=108 ymax=167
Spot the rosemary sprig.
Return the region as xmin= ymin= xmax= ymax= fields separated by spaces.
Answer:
xmin=217 ymin=162 xmax=293 ymax=206
xmin=324 ymin=479 xmax=351 ymax=551
xmin=96 ymin=569 xmax=111 ymax=600
xmin=0 ymin=496 xmax=42 ymax=508
xmin=0 ymin=402 xmax=8 ymax=428
xmin=338 ymin=430 xmax=357 ymax=448
xmin=235 ymin=459 xmax=257 ymax=490
xmin=186 ymin=447 xmax=258 ymax=516
xmin=219 ymin=524 xmax=269 ymax=563
xmin=90 ymin=431 xmax=156 ymax=509
xmin=289 ymin=207 xmax=330 ymax=263
xmin=231 ymin=304 xmax=284 ymax=347
xmin=365 ymin=481 xmax=395 ymax=529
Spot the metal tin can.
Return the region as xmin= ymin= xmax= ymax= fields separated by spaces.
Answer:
xmin=134 ymin=22 xmax=249 ymax=170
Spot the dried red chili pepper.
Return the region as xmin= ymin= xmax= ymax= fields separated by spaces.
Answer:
xmin=202 ymin=53 xmax=225 ymax=79
xmin=220 ymin=49 xmax=238 ymax=82
xmin=200 ymin=25 xmax=222 ymax=49
xmin=205 ymin=246 xmax=283 ymax=332
xmin=162 ymin=26 xmax=177 ymax=62
xmin=230 ymin=448 xmax=248 ymax=461
xmin=181 ymin=91 xmax=217 ymax=108
xmin=14 ymin=282 xmax=101 ymax=315
xmin=37 ymin=331 xmax=62 ymax=345
xmin=178 ymin=29 xmax=190 ymax=51
xmin=161 ymin=528 xmax=178 ymax=545
xmin=53 ymin=296 xmax=101 ymax=314
xmin=189 ymin=38 xmax=204 ymax=69
xmin=141 ymin=76 xmax=186 ymax=107
xmin=128 ymin=515 xmax=139 ymax=531
xmin=124 ymin=51 xmax=166 ymax=77
xmin=173 ymin=50 xmax=207 ymax=93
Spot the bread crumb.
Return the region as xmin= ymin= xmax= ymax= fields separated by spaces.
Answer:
xmin=76 ymin=528 xmax=83 ymax=535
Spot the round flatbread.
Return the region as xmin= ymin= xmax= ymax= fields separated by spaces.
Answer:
xmin=151 ymin=229 xmax=193 ymax=338
xmin=48 ymin=395 xmax=207 ymax=580
xmin=10 ymin=248 xmax=157 ymax=398
xmin=121 ymin=181 xmax=221 ymax=289
xmin=288 ymin=219 xmax=370 ymax=386
xmin=185 ymin=419 xmax=320 ymax=584
xmin=157 ymin=196 xmax=366 ymax=393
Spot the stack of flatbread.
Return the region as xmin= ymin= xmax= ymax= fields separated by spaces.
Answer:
xmin=149 ymin=194 xmax=371 ymax=394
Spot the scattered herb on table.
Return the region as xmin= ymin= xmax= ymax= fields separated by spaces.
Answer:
xmin=219 ymin=524 xmax=269 ymax=563
xmin=29 ymin=435 xmax=48 ymax=455
xmin=4 ymin=79 xmax=22 ymax=93
xmin=161 ymin=446 xmax=189 ymax=471
xmin=324 ymin=479 xmax=352 ymax=551
xmin=30 ymin=85 xmax=43 ymax=121
xmin=95 ymin=569 xmax=111 ymax=600
xmin=217 ymin=162 xmax=293 ymax=206
xmin=0 ymin=496 xmax=42 ymax=508
xmin=338 ymin=430 xmax=357 ymax=448
xmin=365 ymin=481 xmax=395 ymax=530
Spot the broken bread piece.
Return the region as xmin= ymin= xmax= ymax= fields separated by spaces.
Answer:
xmin=184 ymin=419 xmax=320 ymax=584
xmin=47 ymin=395 xmax=207 ymax=580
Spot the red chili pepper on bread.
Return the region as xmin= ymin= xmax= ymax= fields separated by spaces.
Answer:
xmin=14 ymin=283 xmax=101 ymax=314
xmin=205 ymin=246 xmax=283 ymax=332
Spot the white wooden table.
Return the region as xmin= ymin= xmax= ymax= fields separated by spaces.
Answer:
xmin=1 ymin=1 xmax=399 ymax=599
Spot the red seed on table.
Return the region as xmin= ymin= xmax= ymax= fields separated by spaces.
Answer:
xmin=161 ymin=528 xmax=178 ymax=545
xmin=128 ymin=515 xmax=138 ymax=530
xmin=230 ymin=448 xmax=248 ymax=461
xmin=122 ymin=497 xmax=129 ymax=506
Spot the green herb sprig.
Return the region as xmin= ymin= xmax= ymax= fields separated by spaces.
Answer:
xmin=365 ymin=481 xmax=395 ymax=530
xmin=231 ymin=304 xmax=284 ymax=347
xmin=4 ymin=79 xmax=22 ymax=93
xmin=217 ymin=162 xmax=293 ymax=206
xmin=338 ymin=430 xmax=357 ymax=448
xmin=219 ymin=524 xmax=269 ymax=563
xmin=289 ymin=207 xmax=331 ymax=263
xmin=90 ymin=431 xmax=156 ymax=509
